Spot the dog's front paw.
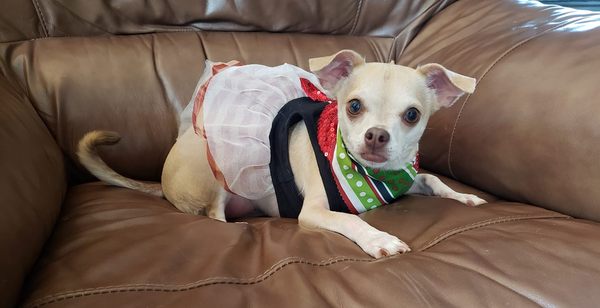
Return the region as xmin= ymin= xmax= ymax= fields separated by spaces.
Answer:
xmin=448 ymin=193 xmax=487 ymax=207
xmin=357 ymin=231 xmax=411 ymax=258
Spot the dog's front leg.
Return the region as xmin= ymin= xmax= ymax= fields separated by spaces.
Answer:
xmin=408 ymin=174 xmax=487 ymax=206
xmin=298 ymin=197 xmax=411 ymax=258
xmin=290 ymin=122 xmax=410 ymax=258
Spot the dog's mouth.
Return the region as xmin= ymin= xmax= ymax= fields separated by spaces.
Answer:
xmin=359 ymin=152 xmax=388 ymax=164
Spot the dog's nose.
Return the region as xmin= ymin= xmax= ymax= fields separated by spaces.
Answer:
xmin=364 ymin=127 xmax=390 ymax=149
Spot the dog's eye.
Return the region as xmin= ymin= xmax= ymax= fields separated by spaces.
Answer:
xmin=403 ymin=107 xmax=420 ymax=125
xmin=347 ymin=99 xmax=362 ymax=115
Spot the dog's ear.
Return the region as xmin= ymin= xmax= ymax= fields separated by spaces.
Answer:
xmin=310 ymin=50 xmax=365 ymax=90
xmin=417 ymin=63 xmax=476 ymax=108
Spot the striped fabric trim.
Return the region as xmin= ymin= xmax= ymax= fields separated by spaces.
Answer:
xmin=330 ymin=128 xmax=417 ymax=213
xmin=355 ymin=163 xmax=396 ymax=203
xmin=331 ymin=157 xmax=362 ymax=213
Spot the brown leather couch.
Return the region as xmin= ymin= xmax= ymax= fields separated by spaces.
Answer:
xmin=2 ymin=0 xmax=600 ymax=307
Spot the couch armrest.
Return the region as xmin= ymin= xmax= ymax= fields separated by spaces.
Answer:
xmin=397 ymin=0 xmax=600 ymax=221
xmin=0 ymin=68 xmax=66 ymax=307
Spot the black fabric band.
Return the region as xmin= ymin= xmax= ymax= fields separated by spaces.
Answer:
xmin=269 ymin=97 xmax=350 ymax=218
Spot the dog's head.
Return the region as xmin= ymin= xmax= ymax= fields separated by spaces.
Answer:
xmin=312 ymin=50 xmax=476 ymax=170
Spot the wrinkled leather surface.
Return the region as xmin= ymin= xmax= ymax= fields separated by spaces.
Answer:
xmin=0 ymin=0 xmax=43 ymax=43
xmin=26 ymin=178 xmax=595 ymax=308
xmin=29 ymin=215 xmax=600 ymax=307
xmin=1 ymin=32 xmax=392 ymax=184
xmin=38 ymin=0 xmax=452 ymax=37
xmin=398 ymin=0 xmax=600 ymax=221
xmin=0 ymin=0 xmax=455 ymax=44
xmin=0 ymin=72 xmax=65 ymax=307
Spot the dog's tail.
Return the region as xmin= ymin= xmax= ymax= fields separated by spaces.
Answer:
xmin=77 ymin=131 xmax=163 ymax=197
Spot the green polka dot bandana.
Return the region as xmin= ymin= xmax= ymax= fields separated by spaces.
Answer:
xmin=330 ymin=128 xmax=418 ymax=214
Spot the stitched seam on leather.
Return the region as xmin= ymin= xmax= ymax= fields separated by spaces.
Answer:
xmin=195 ymin=32 xmax=207 ymax=63
xmin=446 ymin=20 xmax=581 ymax=178
xmin=230 ymin=33 xmax=246 ymax=62
xmin=16 ymin=30 xmax=381 ymax=43
xmin=286 ymin=36 xmax=302 ymax=66
xmin=387 ymin=39 xmax=395 ymax=62
xmin=32 ymin=0 xmax=49 ymax=37
xmin=0 ymin=28 xmax=203 ymax=43
xmin=366 ymin=38 xmax=387 ymax=63
xmin=149 ymin=35 xmax=171 ymax=113
xmin=25 ymin=256 xmax=374 ymax=307
xmin=419 ymin=214 xmax=569 ymax=252
xmin=26 ymin=214 xmax=569 ymax=307
xmin=350 ymin=0 xmax=364 ymax=35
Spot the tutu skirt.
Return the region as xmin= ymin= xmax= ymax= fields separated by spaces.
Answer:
xmin=193 ymin=63 xmax=325 ymax=200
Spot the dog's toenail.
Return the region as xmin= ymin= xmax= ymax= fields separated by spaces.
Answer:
xmin=379 ymin=249 xmax=389 ymax=257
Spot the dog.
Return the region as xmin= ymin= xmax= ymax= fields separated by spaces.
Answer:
xmin=78 ymin=50 xmax=486 ymax=258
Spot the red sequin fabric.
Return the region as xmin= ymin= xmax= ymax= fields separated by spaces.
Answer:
xmin=300 ymin=78 xmax=339 ymax=160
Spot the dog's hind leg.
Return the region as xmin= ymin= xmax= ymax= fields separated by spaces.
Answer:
xmin=206 ymin=187 xmax=228 ymax=222
xmin=162 ymin=127 xmax=228 ymax=221
xmin=162 ymin=160 xmax=228 ymax=222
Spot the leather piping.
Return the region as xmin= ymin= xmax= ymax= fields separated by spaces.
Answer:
xmin=418 ymin=213 xmax=567 ymax=251
xmin=31 ymin=0 xmax=49 ymax=37
xmin=25 ymin=213 xmax=568 ymax=308
xmin=349 ymin=0 xmax=364 ymax=35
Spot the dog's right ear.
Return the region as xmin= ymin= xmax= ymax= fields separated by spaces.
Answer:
xmin=310 ymin=50 xmax=365 ymax=91
xmin=417 ymin=63 xmax=476 ymax=109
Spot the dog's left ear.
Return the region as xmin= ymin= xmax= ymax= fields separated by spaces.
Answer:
xmin=311 ymin=50 xmax=365 ymax=91
xmin=417 ymin=63 xmax=476 ymax=108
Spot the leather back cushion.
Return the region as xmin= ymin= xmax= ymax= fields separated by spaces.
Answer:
xmin=1 ymin=32 xmax=393 ymax=183
xmin=397 ymin=0 xmax=600 ymax=221
xmin=0 ymin=0 xmax=455 ymax=43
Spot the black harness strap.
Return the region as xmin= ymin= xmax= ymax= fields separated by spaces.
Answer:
xmin=269 ymin=97 xmax=349 ymax=218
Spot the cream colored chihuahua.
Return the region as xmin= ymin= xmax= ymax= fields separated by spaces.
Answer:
xmin=78 ymin=50 xmax=486 ymax=258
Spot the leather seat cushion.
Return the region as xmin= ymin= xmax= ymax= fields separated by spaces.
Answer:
xmin=21 ymin=175 xmax=600 ymax=307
